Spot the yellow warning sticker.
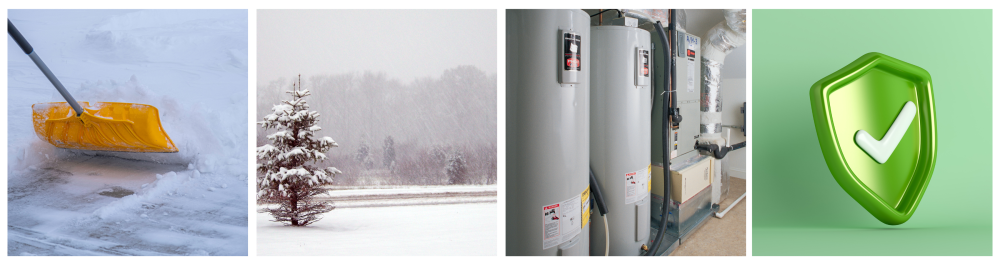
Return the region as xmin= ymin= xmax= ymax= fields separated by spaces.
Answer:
xmin=647 ymin=164 xmax=652 ymax=192
xmin=581 ymin=185 xmax=591 ymax=228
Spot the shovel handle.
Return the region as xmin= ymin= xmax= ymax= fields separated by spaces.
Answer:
xmin=8 ymin=19 xmax=85 ymax=117
xmin=8 ymin=19 xmax=33 ymax=54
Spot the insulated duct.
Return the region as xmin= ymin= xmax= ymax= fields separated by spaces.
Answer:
xmin=699 ymin=9 xmax=746 ymax=145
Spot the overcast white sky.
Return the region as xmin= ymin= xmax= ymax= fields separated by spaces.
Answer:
xmin=257 ymin=9 xmax=497 ymax=84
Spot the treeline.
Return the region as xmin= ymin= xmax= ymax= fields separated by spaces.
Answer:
xmin=257 ymin=66 xmax=497 ymax=186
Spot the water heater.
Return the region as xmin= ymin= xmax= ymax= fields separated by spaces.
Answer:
xmin=506 ymin=9 xmax=592 ymax=256
xmin=588 ymin=24 xmax=652 ymax=256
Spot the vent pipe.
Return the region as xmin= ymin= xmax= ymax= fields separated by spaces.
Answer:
xmin=699 ymin=9 xmax=746 ymax=145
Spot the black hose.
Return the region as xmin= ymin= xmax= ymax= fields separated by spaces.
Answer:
xmin=646 ymin=17 xmax=673 ymax=256
xmin=731 ymin=141 xmax=747 ymax=151
xmin=695 ymin=141 xmax=747 ymax=159
xmin=589 ymin=167 xmax=609 ymax=216
xmin=590 ymin=9 xmax=622 ymax=18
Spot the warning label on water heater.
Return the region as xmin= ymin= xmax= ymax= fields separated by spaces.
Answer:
xmin=647 ymin=164 xmax=652 ymax=193
xmin=541 ymin=193 xmax=582 ymax=250
xmin=564 ymin=33 xmax=582 ymax=71
xmin=541 ymin=203 xmax=561 ymax=249
xmin=581 ymin=186 xmax=591 ymax=229
xmin=625 ymin=166 xmax=651 ymax=204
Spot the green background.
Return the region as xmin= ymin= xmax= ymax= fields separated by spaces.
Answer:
xmin=752 ymin=9 xmax=992 ymax=255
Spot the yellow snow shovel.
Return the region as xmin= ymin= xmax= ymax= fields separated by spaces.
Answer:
xmin=10 ymin=19 xmax=178 ymax=153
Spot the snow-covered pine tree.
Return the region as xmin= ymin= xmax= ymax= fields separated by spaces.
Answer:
xmin=258 ymin=74 xmax=342 ymax=226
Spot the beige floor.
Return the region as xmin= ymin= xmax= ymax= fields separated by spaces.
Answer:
xmin=670 ymin=177 xmax=747 ymax=256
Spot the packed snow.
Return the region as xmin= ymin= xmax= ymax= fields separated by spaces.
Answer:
xmin=7 ymin=10 xmax=248 ymax=256
xmin=257 ymin=202 xmax=497 ymax=256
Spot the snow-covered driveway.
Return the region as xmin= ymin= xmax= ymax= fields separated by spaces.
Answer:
xmin=9 ymin=157 xmax=247 ymax=256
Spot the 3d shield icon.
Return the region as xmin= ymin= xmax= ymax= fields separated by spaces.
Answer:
xmin=809 ymin=52 xmax=937 ymax=225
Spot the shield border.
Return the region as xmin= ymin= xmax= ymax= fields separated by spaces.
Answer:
xmin=809 ymin=52 xmax=937 ymax=225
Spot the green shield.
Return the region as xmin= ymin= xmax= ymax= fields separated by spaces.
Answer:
xmin=809 ymin=52 xmax=937 ymax=225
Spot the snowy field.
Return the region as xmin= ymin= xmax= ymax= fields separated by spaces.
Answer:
xmin=7 ymin=10 xmax=248 ymax=256
xmin=257 ymin=201 xmax=496 ymax=256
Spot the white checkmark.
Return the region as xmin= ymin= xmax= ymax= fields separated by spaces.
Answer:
xmin=855 ymin=101 xmax=916 ymax=164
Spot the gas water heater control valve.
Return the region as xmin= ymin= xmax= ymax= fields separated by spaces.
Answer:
xmin=560 ymin=30 xmax=582 ymax=85
xmin=636 ymin=47 xmax=649 ymax=87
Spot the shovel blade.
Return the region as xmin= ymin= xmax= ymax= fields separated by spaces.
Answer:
xmin=32 ymin=102 xmax=178 ymax=153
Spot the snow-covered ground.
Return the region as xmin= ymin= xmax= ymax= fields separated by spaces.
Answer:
xmin=7 ymin=10 xmax=248 ymax=256
xmin=257 ymin=202 xmax=497 ymax=256
xmin=323 ymin=185 xmax=497 ymax=208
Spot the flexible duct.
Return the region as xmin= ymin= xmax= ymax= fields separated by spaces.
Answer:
xmin=699 ymin=9 xmax=746 ymax=145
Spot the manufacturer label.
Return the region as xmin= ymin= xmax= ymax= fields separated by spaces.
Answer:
xmin=686 ymin=34 xmax=699 ymax=49
xmin=678 ymin=33 xmax=699 ymax=59
xmin=640 ymin=49 xmax=649 ymax=77
xmin=685 ymin=33 xmax=698 ymax=62
xmin=564 ymin=33 xmax=581 ymax=71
